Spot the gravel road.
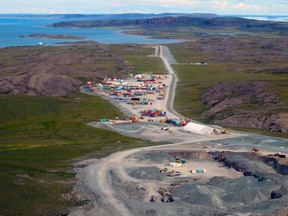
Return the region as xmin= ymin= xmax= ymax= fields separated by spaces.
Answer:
xmin=160 ymin=45 xmax=186 ymax=119
xmin=71 ymin=46 xmax=288 ymax=216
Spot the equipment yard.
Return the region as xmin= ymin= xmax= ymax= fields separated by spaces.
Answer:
xmin=71 ymin=46 xmax=288 ymax=216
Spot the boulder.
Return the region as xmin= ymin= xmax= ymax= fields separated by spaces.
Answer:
xmin=271 ymin=185 xmax=288 ymax=199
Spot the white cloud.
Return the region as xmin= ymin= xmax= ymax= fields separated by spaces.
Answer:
xmin=0 ymin=0 xmax=286 ymax=15
xmin=232 ymin=2 xmax=260 ymax=12
xmin=212 ymin=1 xmax=229 ymax=8
xmin=123 ymin=0 xmax=203 ymax=9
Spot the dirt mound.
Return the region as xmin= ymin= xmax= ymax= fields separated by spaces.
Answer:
xmin=201 ymin=81 xmax=288 ymax=133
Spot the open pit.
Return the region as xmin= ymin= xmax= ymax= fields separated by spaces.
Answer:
xmin=127 ymin=150 xmax=243 ymax=180
xmin=102 ymin=150 xmax=288 ymax=216
xmin=71 ymin=46 xmax=288 ymax=216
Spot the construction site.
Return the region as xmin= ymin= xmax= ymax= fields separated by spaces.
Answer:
xmin=84 ymin=71 xmax=188 ymax=123
xmin=70 ymin=46 xmax=288 ymax=216
xmin=71 ymin=135 xmax=288 ymax=216
xmin=82 ymin=70 xmax=229 ymax=135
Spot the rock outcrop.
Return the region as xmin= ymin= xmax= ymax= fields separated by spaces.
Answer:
xmin=0 ymin=44 xmax=129 ymax=97
xmin=271 ymin=185 xmax=288 ymax=199
xmin=201 ymin=81 xmax=288 ymax=133
xmin=0 ymin=74 xmax=81 ymax=97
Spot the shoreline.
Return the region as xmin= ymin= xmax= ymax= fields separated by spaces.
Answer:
xmin=18 ymin=33 xmax=87 ymax=40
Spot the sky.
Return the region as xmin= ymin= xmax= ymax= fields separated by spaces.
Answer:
xmin=0 ymin=0 xmax=287 ymax=15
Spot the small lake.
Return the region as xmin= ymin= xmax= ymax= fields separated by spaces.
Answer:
xmin=0 ymin=18 xmax=184 ymax=47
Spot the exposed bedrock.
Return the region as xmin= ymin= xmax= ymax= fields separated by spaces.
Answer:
xmin=201 ymin=81 xmax=288 ymax=133
xmin=0 ymin=45 xmax=129 ymax=96
xmin=210 ymin=151 xmax=288 ymax=178
xmin=0 ymin=74 xmax=82 ymax=97
xmin=210 ymin=151 xmax=288 ymax=202
xmin=260 ymin=156 xmax=288 ymax=176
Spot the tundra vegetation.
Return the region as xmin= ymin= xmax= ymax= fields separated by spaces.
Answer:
xmin=0 ymin=45 xmax=162 ymax=215
xmin=168 ymin=35 xmax=288 ymax=135
xmin=0 ymin=16 xmax=288 ymax=215
xmin=53 ymin=16 xmax=288 ymax=134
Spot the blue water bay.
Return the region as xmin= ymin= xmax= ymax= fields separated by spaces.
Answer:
xmin=0 ymin=18 xmax=183 ymax=47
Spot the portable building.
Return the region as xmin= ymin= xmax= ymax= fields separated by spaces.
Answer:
xmin=183 ymin=122 xmax=214 ymax=135
xmin=134 ymin=74 xmax=143 ymax=79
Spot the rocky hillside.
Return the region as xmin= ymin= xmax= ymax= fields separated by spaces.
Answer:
xmin=193 ymin=37 xmax=288 ymax=65
xmin=52 ymin=16 xmax=288 ymax=34
xmin=167 ymin=35 xmax=288 ymax=134
xmin=0 ymin=42 xmax=129 ymax=97
xmin=194 ymin=36 xmax=288 ymax=134
xmin=201 ymin=81 xmax=288 ymax=133
xmin=0 ymin=74 xmax=81 ymax=97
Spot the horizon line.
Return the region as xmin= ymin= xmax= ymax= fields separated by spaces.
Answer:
xmin=0 ymin=13 xmax=287 ymax=16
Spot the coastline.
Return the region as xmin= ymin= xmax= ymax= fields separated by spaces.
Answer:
xmin=0 ymin=18 xmax=187 ymax=48
xmin=18 ymin=33 xmax=87 ymax=40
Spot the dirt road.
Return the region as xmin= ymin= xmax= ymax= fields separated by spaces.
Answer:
xmin=159 ymin=45 xmax=186 ymax=119
xmin=72 ymin=46 xmax=288 ymax=216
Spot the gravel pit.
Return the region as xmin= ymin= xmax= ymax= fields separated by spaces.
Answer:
xmin=130 ymin=150 xmax=243 ymax=180
xmin=116 ymin=150 xmax=288 ymax=215
xmin=71 ymin=148 xmax=288 ymax=216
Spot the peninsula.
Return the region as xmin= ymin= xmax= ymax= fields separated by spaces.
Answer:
xmin=19 ymin=33 xmax=87 ymax=40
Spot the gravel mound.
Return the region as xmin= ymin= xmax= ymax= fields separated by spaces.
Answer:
xmin=174 ymin=185 xmax=216 ymax=205
xmin=127 ymin=166 xmax=164 ymax=181
xmin=222 ymin=188 xmax=269 ymax=204
xmin=208 ymin=176 xmax=233 ymax=187
xmin=173 ymin=176 xmax=278 ymax=209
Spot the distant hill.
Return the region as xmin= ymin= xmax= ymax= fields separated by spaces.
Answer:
xmin=51 ymin=16 xmax=288 ymax=34
xmin=0 ymin=13 xmax=218 ymax=20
